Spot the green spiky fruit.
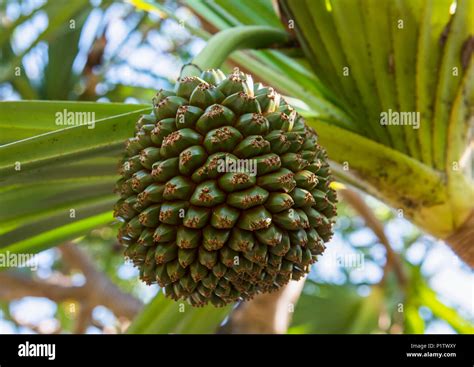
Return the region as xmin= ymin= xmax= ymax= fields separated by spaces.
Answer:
xmin=114 ymin=68 xmax=337 ymax=307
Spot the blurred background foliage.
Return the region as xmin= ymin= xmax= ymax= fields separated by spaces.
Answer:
xmin=0 ymin=0 xmax=472 ymax=334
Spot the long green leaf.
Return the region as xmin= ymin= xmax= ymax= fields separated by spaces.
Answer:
xmin=41 ymin=7 xmax=88 ymax=99
xmin=404 ymin=304 xmax=425 ymax=334
xmin=0 ymin=0 xmax=92 ymax=82
xmin=390 ymin=0 xmax=424 ymax=160
xmin=290 ymin=282 xmax=379 ymax=334
xmin=0 ymin=211 xmax=114 ymax=257
xmin=364 ymin=0 xmax=407 ymax=154
xmin=416 ymin=0 xmax=452 ymax=166
xmin=0 ymin=101 xmax=148 ymax=131
xmin=0 ymin=180 xmax=115 ymax=223
xmin=0 ymin=156 xmax=118 ymax=186
xmin=0 ymin=102 xmax=150 ymax=178
xmin=0 ymin=195 xmax=115 ymax=247
xmin=419 ymin=286 xmax=474 ymax=334
xmin=330 ymin=0 xmax=390 ymax=146
xmin=290 ymin=0 xmax=370 ymax=134
xmin=0 ymin=2 xmax=47 ymax=48
xmin=1 ymin=42 xmax=38 ymax=99
xmin=127 ymin=291 xmax=232 ymax=334
xmin=431 ymin=0 xmax=472 ymax=170
xmin=446 ymin=62 xmax=474 ymax=228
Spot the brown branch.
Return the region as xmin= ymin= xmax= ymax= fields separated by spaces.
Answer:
xmin=219 ymin=278 xmax=306 ymax=334
xmin=59 ymin=243 xmax=143 ymax=321
xmin=0 ymin=243 xmax=143 ymax=334
xmin=446 ymin=210 xmax=474 ymax=267
xmin=74 ymin=302 xmax=94 ymax=334
xmin=339 ymin=188 xmax=407 ymax=286
xmin=0 ymin=272 xmax=86 ymax=301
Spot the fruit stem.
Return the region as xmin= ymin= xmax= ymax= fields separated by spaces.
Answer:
xmin=181 ymin=26 xmax=291 ymax=77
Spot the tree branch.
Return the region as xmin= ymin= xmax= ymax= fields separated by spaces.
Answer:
xmin=59 ymin=243 xmax=143 ymax=320
xmin=0 ymin=272 xmax=86 ymax=301
xmin=446 ymin=210 xmax=474 ymax=267
xmin=74 ymin=302 xmax=94 ymax=334
xmin=0 ymin=243 xmax=143 ymax=334
xmin=219 ymin=278 xmax=306 ymax=334
xmin=339 ymin=188 xmax=407 ymax=286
